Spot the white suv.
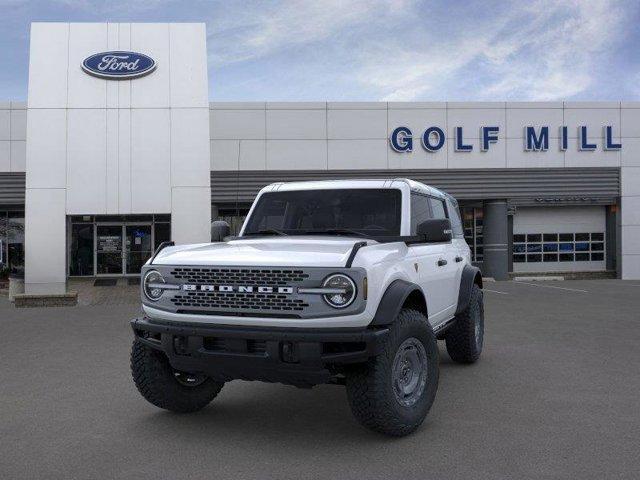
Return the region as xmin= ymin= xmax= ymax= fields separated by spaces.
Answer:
xmin=131 ymin=179 xmax=484 ymax=436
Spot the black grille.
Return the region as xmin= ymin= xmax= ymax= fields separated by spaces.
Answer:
xmin=202 ymin=337 xmax=267 ymax=356
xmin=170 ymin=267 xmax=309 ymax=286
xmin=171 ymin=291 xmax=309 ymax=311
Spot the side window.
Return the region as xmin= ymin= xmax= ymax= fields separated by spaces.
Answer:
xmin=410 ymin=193 xmax=431 ymax=234
xmin=429 ymin=198 xmax=447 ymax=220
xmin=445 ymin=197 xmax=464 ymax=238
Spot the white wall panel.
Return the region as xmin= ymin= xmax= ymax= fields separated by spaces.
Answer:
xmin=67 ymin=23 xmax=108 ymax=109
xmin=447 ymin=108 xmax=506 ymax=140
xmin=131 ymin=23 xmax=170 ymax=108
xmin=564 ymin=107 xmax=620 ymax=138
xmin=66 ymin=109 xmax=107 ymax=214
xmin=506 ymin=138 xmax=565 ymax=168
xmin=210 ymin=110 xmax=265 ymax=140
xmin=105 ymin=108 xmax=119 ymax=213
xmin=117 ymin=109 xmax=132 ymax=213
xmin=0 ymin=110 xmax=9 ymax=140
xmin=239 ymin=140 xmax=266 ymax=170
xmin=24 ymin=188 xmax=66 ymax=294
xmin=28 ymin=23 xmax=68 ymax=108
xmin=10 ymin=109 xmax=27 ymax=140
xmin=328 ymin=109 xmax=387 ymax=139
xmin=169 ymin=23 xmax=208 ymax=107
xmin=328 ymin=102 xmax=386 ymax=110
xmin=10 ymin=141 xmax=26 ymax=172
xmin=211 ymin=140 xmax=239 ymax=170
xmin=621 ymin=108 xmax=640 ymax=138
xmin=621 ymin=166 xmax=640 ymax=196
xmin=130 ymin=108 xmax=171 ymax=212
xmin=564 ymin=144 xmax=620 ymax=167
xmin=328 ymin=140 xmax=387 ymax=169
xmin=387 ymin=108 xmax=447 ymax=141
xmin=621 ymin=196 xmax=640 ymax=226
xmin=388 ymin=148 xmax=422 ymax=169
xmin=267 ymin=102 xmax=325 ymax=110
xmin=621 ymin=138 xmax=640 ymax=167
xmin=171 ymin=186 xmax=211 ymax=244
xmin=621 ymin=225 xmax=640 ymax=255
xmin=106 ymin=23 xmax=119 ymax=108
xmin=0 ymin=141 xmax=9 ymax=171
xmin=266 ymin=109 xmax=326 ymax=139
xmin=506 ymin=108 xmax=563 ymax=138
xmin=118 ymin=23 xmax=132 ymax=109
xmin=621 ymin=255 xmax=640 ymax=279
xmin=388 ymin=102 xmax=445 ymax=109
xmin=25 ymin=109 xmax=67 ymax=189
xmin=447 ymin=138 xmax=506 ymax=169
xmin=171 ymin=108 xmax=210 ymax=186
xmin=266 ymin=140 xmax=327 ymax=170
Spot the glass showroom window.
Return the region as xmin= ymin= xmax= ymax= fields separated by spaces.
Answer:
xmin=513 ymin=233 xmax=605 ymax=263
xmin=218 ymin=207 xmax=249 ymax=235
xmin=0 ymin=212 xmax=6 ymax=277
xmin=1 ymin=211 xmax=25 ymax=275
xmin=462 ymin=207 xmax=483 ymax=262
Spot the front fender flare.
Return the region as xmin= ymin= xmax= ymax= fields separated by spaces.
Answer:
xmin=455 ymin=264 xmax=483 ymax=315
xmin=370 ymin=279 xmax=426 ymax=326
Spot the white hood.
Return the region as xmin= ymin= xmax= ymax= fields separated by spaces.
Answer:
xmin=152 ymin=236 xmax=369 ymax=267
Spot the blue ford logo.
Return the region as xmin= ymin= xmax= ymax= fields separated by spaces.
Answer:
xmin=82 ymin=51 xmax=156 ymax=80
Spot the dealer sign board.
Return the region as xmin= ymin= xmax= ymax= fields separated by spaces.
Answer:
xmin=82 ymin=51 xmax=156 ymax=80
xmin=390 ymin=125 xmax=622 ymax=153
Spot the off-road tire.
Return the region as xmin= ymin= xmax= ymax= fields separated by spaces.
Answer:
xmin=445 ymin=283 xmax=484 ymax=363
xmin=345 ymin=309 xmax=439 ymax=436
xmin=131 ymin=340 xmax=224 ymax=413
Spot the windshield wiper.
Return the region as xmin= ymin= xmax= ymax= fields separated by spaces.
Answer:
xmin=244 ymin=229 xmax=288 ymax=236
xmin=300 ymin=228 xmax=371 ymax=238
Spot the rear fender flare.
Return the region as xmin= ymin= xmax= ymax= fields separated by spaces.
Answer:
xmin=455 ymin=264 xmax=483 ymax=315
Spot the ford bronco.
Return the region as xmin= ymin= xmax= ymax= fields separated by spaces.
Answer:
xmin=130 ymin=179 xmax=484 ymax=436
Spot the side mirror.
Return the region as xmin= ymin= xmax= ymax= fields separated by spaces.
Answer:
xmin=417 ymin=218 xmax=452 ymax=243
xmin=211 ymin=220 xmax=231 ymax=242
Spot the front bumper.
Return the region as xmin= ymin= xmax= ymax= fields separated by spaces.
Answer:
xmin=131 ymin=317 xmax=389 ymax=387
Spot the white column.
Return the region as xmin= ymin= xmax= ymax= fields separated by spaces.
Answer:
xmin=25 ymin=189 xmax=66 ymax=294
xmin=621 ymin=104 xmax=640 ymax=279
xmin=620 ymin=166 xmax=640 ymax=279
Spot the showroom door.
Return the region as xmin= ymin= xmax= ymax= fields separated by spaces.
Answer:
xmin=125 ymin=225 xmax=153 ymax=274
xmin=95 ymin=225 xmax=124 ymax=275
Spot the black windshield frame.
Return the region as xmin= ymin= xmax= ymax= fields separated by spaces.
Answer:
xmin=242 ymin=188 xmax=402 ymax=237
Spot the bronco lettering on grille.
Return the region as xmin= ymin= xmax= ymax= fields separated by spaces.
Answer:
xmin=182 ymin=285 xmax=294 ymax=294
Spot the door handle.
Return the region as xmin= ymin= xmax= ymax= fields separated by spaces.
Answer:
xmin=455 ymin=256 xmax=463 ymax=263
xmin=437 ymin=258 xmax=447 ymax=267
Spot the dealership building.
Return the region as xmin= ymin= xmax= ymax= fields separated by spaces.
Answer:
xmin=1 ymin=22 xmax=640 ymax=296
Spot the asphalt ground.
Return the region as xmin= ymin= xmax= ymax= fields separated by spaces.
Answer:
xmin=1 ymin=280 xmax=639 ymax=479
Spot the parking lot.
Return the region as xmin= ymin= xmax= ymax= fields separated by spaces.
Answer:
xmin=1 ymin=279 xmax=639 ymax=480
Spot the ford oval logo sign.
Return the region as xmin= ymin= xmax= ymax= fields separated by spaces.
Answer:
xmin=82 ymin=51 xmax=156 ymax=80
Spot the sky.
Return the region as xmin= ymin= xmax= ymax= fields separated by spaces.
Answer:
xmin=0 ymin=0 xmax=639 ymax=102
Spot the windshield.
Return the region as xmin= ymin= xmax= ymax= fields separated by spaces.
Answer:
xmin=243 ymin=189 xmax=402 ymax=237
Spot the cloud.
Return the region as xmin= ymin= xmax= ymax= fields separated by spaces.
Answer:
xmin=357 ymin=0 xmax=629 ymax=101
xmin=206 ymin=0 xmax=633 ymax=101
xmin=207 ymin=0 xmax=413 ymax=66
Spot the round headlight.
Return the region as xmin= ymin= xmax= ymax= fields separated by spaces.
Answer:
xmin=322 ymin=274 xmax=356 ymax=308
xmin=143 ymin=270 xmax=165 ymax=301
